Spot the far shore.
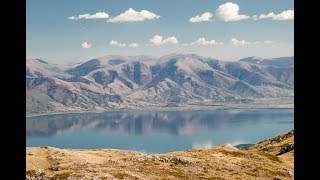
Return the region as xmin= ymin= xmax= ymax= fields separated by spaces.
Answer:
xmin=26 ymin=102 xmax=294 ymax=118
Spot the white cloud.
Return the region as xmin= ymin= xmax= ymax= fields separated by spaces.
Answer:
xmin=216 ymin=2 xmax=250 ymax=21
xmin=259 ymin=12 xmax=276 ymax=19
xmin=163 ymin=36 xmax=178 ymax=44
xmin=273 ymin=10 xmax=294 ymax=20
xmin=150 ymin=35 xmax=163 ymax=45
xmin=252 ymin=15 xmax=259 ymax=21
xmin=230 ymin=38 xmax=272 ymax=46
xmin=264 ymin=40 xmax=272 ymax=44
xmin=68 ymin=12 xmax=109 ymax=20
xmin=231 ymin=39 xmax=271 ymax=46
xmin=82 ymin=42 xmax=91 ymax=48
xmin=191 ymin=38 xmax=222 ymax=45
xmin=108 ymin=8 xmax=160 ymax=23
xmin=129 ymin=43 xmax=139 ymax=48
xmin=149 ymin=35 xmax=178 ymax=45
xmin=231 ymin=38 xmax=250 ymax=46
xmin=109 ymin=40 xmax=126 ymax=47
xmin=109 ymin=41 xmax=139 ymax=48
xmin=257 ymin=10 xmax=294 ymax=20
xmin=189 ymin=12 xmax=213 ymax=23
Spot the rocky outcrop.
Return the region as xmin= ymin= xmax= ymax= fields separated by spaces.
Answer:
xmin=249 ymin=130 xmax=294 ymax=156
xmin=277 ymin=144 xmax=294 ymax=156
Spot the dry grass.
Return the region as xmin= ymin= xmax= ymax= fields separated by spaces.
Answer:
xmin=26 ymin=131 xmax=294 ymax=179
xmin=255 ymin=151 xmax=282 ymax=163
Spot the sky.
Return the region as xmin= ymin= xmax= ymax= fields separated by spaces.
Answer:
xmin=26 ymin=0 xmax=294 ymax=63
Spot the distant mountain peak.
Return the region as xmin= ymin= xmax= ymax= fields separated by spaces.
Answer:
xmin=250 ymin=56 xmax=263 ymax=60
xmin=26 ymin=53 xmax=294 ymax=115
xmin=239 ymin=56 xmax=264 ymax=63
xmin=238 ymin=56 xmax=293 ymax=67
xmin=158 ymin=53 xmax=206 ymax=64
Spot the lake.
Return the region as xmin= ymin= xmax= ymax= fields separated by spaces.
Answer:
xmin=26 ymin=108 xmax=293 ymax=153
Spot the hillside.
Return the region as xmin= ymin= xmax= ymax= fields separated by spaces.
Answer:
xmin=26 ymin=54 xmax=294 ymax=115
xmin=26 ymin=130 xmax=294 ymax=179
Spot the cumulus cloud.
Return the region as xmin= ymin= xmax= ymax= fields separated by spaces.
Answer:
xmin=82 ymin=42 xmax=91 ymax=48
xmin=129 ymin=43 xmax=139 ymax=48
xmin=189 ymin=12 xmax=213 ymax=23
xmin=253 ymin=40 xmax=273 ymax=44
xmin=216 ymin=2 xmax=250 ymax=21
xmin=108 ymin=8 xmax=160 ymax=23
xmin=264 ymin=40 xmax=273 ymax=44
xmin=258 ymin=10 xmax=294 ymax=20
xmin=109 ymin=41 xmax=139 ymax=48
xmin=149 ymin=35 xmax=178 ymax=45
xmin=191 ymin=38 xmax=223 ymax=45
xmin=252 ymin=15 xmax=259 ymax=21
xmin=259 ymin=12 xmax=276 ymax=19
xmin=230 ymin=38 xmax=251 ymax=46
xmin=68 ymin=12 xmax=109 ymax=20
xmin=109 ymin=40 xmax=126 ymax=47
xmin=230 ymin=38 xmax=273 ymax=46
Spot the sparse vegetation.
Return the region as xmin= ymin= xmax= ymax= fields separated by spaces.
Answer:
xmin=26 ymin=170 xmax=45 ymax=178
xmin=50 ymin=171 xmax=72 ymax=180
xmin=26 ymin=130 xmax=293 ymax=179
xmin=255 ymin=151 xmax=282 ymax=163
xmin=114 ymin=172 xmax=130 ymax=179
xmin=220 ymin=150 xmax=245 ymax=157
xmin=169 ymin=171 xmax=187 ymax=178
xmin=252 ymin=166 xmax=287 ymax=177
xmin=49 ymin=164 xmax=60 ymax=171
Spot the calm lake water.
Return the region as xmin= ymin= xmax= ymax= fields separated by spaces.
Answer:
xmin=26 ymin=109 xmax=293 ymax=153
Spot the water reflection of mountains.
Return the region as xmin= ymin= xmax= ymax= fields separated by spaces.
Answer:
xmin=27 ymin=109 xmax=293 ymax=138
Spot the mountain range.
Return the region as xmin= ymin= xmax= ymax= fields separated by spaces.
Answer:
xmin=26 ymin=53 xmax=294 ymax=115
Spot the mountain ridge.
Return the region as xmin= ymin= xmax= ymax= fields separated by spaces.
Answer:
xmin=26 ymin=54 xmax=294 ymax=115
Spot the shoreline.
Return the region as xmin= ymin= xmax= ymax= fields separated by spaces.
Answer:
xmin=25 ymin=143 xmax=254 ymax=154
xmin=26 ymin=130 xmax=294 ymax=179
xmin=26 ymin=103 xmax=294 ymax=118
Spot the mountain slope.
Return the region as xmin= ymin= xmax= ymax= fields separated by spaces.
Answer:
xmin=239 ymin=56 xmax=294 ymax=68
xmin=26 ymin=54 xmax=294 ymax=115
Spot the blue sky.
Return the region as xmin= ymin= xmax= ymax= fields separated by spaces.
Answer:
xmin=26 ymin=0 xmax=294 ymax=62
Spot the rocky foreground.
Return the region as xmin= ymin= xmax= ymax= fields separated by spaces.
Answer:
xmin=26 ymin=130 xmax=294 ymax=179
